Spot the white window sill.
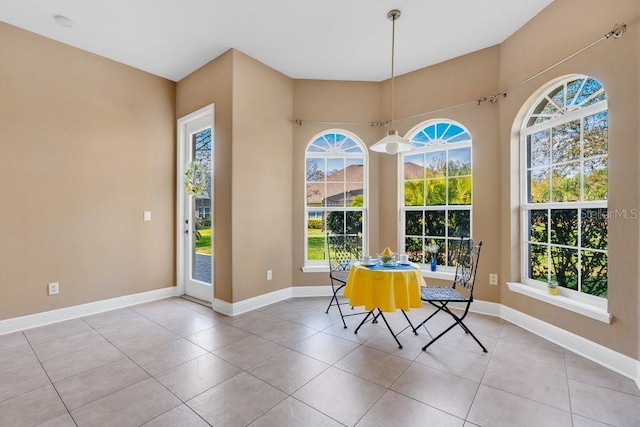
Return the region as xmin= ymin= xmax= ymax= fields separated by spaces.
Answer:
xmin=507 ymin=282 xmax=612 ymax=324
xmin=420 ymin=269 xmax=455 ymax=281
xmin=302 ymin=265 xmax=329 ymax=273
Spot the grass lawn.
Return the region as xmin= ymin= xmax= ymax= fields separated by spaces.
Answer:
xmin=195 ymin=227 xmax=325 ymax=258
xmin=308 ymin=235 xmax=326 ymax=260
xmin=195 ymin=228 xmax=212 ymax=254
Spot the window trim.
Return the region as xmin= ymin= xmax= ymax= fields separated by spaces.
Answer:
xmin=517 ymin=75 xmax=609 ymax=308
xmin=507 ymin=282 xmax=611 ymax=323
xmin=303 ymin=129 xmax=368 ymax=269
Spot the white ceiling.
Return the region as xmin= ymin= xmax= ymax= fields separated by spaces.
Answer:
xmin=0 ymin=0 xmax=553 ymax=82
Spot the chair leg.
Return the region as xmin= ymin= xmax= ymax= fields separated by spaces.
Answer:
xmin=336 ymin=297 xmax=347 ymax=328
xmin=412 ymin=302 xmax=446 ymax=334
xmin=354 ymin=310 xmax=374 ymax=334
xmin=324 ymin=292 xmax=338 ymax=314
xmin=376 ymin=310 xmax=403 ymax=349
xmin=400 ymin=310 xmax=418 ymax=336
xmin=325 ymin=282 xmax=348 ymax=328
xmin=442 ymin=307 xmax=487 ymax=353
xmin=325 ymin=282 xmax=344 ymax=313
xmin=421 ymin=305 xmax=488 ymax=353
xmin=422 ymin=319 xmax=487 ymax=353
xmin=422 ymin=322 xmax=458 ymax=351
xmin=462 ymin=326 xmax=487 ymax=352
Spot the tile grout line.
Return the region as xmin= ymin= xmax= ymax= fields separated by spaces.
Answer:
xmin=7 ymin=297 xmax=640 ymax=425
xmin=22 ymin=328 xmax=80 ymax=426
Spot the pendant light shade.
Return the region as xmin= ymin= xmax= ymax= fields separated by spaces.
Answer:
xmin=371 ymin=9 xmax=414 ymax=155
xmin=370 ymin=130 xmax=414 ymax=154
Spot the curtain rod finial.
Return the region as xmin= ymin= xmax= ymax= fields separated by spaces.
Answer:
xmin=607 ymin=23 xmax=626 ymax=39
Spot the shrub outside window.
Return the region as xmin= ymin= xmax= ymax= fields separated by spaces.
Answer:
xmin=521 ymin=75 xmax=608 ymax=300
xmin=305 ymin=130 xmax=367 ymax=265
xmin=401 ymin=120 xmax=472 ymax=268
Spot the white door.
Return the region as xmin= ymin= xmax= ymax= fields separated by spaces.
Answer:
xmin=177 ymin=105 xmax=214 ymax=303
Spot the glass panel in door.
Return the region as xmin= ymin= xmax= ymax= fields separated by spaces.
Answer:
xmin=190 ymin=127 xmax=212 ymax=285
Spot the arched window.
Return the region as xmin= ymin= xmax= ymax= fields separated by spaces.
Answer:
xmin=401 ymin=120 xmax=472 ymax=268
xmin=304 ymin=130 xmax=367 ymax=266
xmin=521 ymin=75 xmax=608 ymax=300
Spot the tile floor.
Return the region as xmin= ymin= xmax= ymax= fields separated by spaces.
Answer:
xmin=1 ymin=296 xmax=640 ymax=426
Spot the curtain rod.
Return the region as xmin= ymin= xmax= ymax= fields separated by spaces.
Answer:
xmin=293 ymin=23 xmax=626 ymax=128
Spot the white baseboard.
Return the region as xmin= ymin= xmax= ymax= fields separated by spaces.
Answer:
xmin=501 ymin=305 xmax=639 ymax=383
xmin=211 ymin=286 xmax=334 ymax=316
xmin=292 ymin=285 xmax=334 ymax=297
xmin=0 ymin=287 xmax=178 ymax=336
xmin=448 ymin=300 xmax=502 ymax=317
xmin=212 ymin=287 xmax=294 ymax=317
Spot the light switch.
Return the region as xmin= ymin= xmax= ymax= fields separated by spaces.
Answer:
xmin=144 ymin=211 xmax=151 ymax=221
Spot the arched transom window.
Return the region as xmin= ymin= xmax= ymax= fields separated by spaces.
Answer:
xmin=304 ymin=131 xmax=367 ymax=266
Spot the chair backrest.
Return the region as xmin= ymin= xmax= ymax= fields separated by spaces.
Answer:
xmin=327 ymin=235 xmax=362 ymax=273
xmin=452 ymin=238 xmax=483 ymax=295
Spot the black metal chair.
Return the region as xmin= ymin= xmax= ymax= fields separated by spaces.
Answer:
xmin=413 ymin=238 xmax=486 ymax=352
xmin=325 ymin=234 xmax=366 ymax=328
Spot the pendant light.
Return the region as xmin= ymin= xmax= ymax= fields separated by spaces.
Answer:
xmin=370 ymin=9 xmax=414 ymax=155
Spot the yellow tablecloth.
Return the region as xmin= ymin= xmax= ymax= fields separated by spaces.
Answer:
xmin=344 ymin=263 xmax=425 ymax=312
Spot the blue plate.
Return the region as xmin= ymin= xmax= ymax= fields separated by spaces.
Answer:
xmin=363 ymin=263 xmax=377 ymax=268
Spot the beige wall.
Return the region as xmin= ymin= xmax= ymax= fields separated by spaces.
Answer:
xmin=498 ymin=0 xmax=640 ymax=357
xmin=176 ymin=50 xmax=234 ymax=302
xmin=0 ymin=23 xmax=176 ymax=320
xmin=231 ymin=51 xmax=294 ymax=301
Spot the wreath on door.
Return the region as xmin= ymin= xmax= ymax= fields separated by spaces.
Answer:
xmin=184 ymin=160 xmax=208 ymax=197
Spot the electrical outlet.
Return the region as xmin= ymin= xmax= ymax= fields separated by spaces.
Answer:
xmin=143 ymin=211 xmax=151 ymax=221
xmin=489 ymin=273 xmax=498 ymax=286
xmin=48 ymin=282 xmax=59 ymax=295
xmin=266 ymin=270 xmax=272 ymax=281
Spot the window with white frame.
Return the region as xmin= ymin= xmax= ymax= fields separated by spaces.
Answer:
xmin=401 ymin=120 xmax=472 ymax=268
xmin=521 ymin=75 xmax=608 ymax=300
xmin=305 ymin=130 xmax=367 ymax=265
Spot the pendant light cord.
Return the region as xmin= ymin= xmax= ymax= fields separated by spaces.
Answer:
xmin=390 ymin=12 xmax=396 ymax=130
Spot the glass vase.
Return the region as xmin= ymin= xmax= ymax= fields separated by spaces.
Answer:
xmin=430 ymin=255 xmax=437 ymax=271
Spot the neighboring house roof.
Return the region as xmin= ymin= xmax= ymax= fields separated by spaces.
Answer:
xmin=307 ymin=162 xmax=427 ymax=206
xmin=404 ymin=162 xmax=426 ymax=179
xmin=307 ymin=164 xmax=364 ymax=206
xmin=325 ymin=188 xmax=364 ymax=205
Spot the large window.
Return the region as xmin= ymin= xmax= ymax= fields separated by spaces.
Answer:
xmin=401 ymin=120 xmax=472 ymax=268
xmin=305 ymin=130 xmax=367 ymax=265
xmin=521 ymin=75 xmax=608 ymax=300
